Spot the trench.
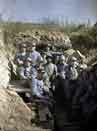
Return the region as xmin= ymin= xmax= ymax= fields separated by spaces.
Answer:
xmin=8 ymin=53 xmax=55 ymax=130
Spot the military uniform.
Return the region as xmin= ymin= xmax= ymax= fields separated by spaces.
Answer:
xmin=14 ymin=43 xmax=27 ymax=66
xmin=31 ymin=68 xmax=52 ymax=124
xmin=32 ymin=77 xmax=44 ymax=98
xmin=45 ymin=63 xmax=57 ymax=79
xmin=45 ymin=54 xmax=57 ymax=92
xmin=28 ymin=50 xmax=42 ymax=66
xmin=30 ymin=50 xmax=43 ymax=78
xmin=66 ymin=57 xmax=79 ymax=80
xmin=14 ymin=52 xmax=27 ymax=78
xmin=57 ymin=55 xmax=68 ymax=79
xmin=17 ymin=57 xmax=31 ymax=78
xmin=57 ymin=59 xmax=68 ymax=79
xmin=14 ymin=43 xmax=27 ymax=78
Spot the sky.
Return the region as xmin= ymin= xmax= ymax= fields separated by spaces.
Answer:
xmin=0 ymin=0 xmax=97 ymax=24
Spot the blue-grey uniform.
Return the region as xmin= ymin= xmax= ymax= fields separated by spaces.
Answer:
xmin=18 ymin=57 xmax=32 ymax=79
xmin=45 ymin=63 xmax=57 ymax=79
xmin=14 ymin=52 xmax=27 ymax=76
xmin=31 ymin=65 xmax=50 ymax=98
xmin=32 ymin=76 xmax=45 ymax=98
xmin=29 ymin=50 xmax=43 ymax=78
xmin=29 ymin=50 xmax=42 ymax=66
xmin=32 ymin=75 xmax=52 ymax=122
xmin=57 ymin=55 xmax=68 ymax=79
xmin=31 ymin=65 xmax=37 ymax=78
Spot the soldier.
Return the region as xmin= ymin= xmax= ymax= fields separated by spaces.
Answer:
xmin=66 ymin=57 xmax=79 ymax=80
xmin=57 ymin=55 xmax=67 ymax=79
xmin=16 ymin=57 xmax=32 ymax=89
xmin=27 ymin=41 xmax=43 ymax=78
xmin=31 ymin=67 xmax=52 ymax=126
xmin=14 ymin=43 xmax=27 ymax=66
xmin=31 ymin=57 xmax=44 ymax=79
xmin=19 ymin=57 xmax=32 ymax=80
xmin=14 ymin=43 xmax=27 ymax=77
xmin=44 ymin=43 xmax=53 ymax=59
xmin=44 ymin=54 xmax=57 ymax=86
xmin=29 ymin=41 xmax=43 ymax=66
xmin=44 ymin=54 xmax=57 ymax=93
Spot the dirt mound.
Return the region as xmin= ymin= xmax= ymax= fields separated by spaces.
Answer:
xmin=13 ymin=30 xmax=72 ymax=49
xmin=0 ymin=89 xmax=32 ymax=131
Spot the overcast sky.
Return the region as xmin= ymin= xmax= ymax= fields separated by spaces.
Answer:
xmin=0 ymin=0 xmax=97 ymax=24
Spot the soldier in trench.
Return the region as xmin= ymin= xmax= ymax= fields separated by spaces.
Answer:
xmin=31 ymin=66 xmax=53 ymax=128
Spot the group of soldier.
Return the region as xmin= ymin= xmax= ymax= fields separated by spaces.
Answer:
xmin=14 ymin=40 xmax=88 ymax=129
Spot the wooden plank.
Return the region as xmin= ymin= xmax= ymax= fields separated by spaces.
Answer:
xmin=8 ymin=85 xmax=31 ymax=93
